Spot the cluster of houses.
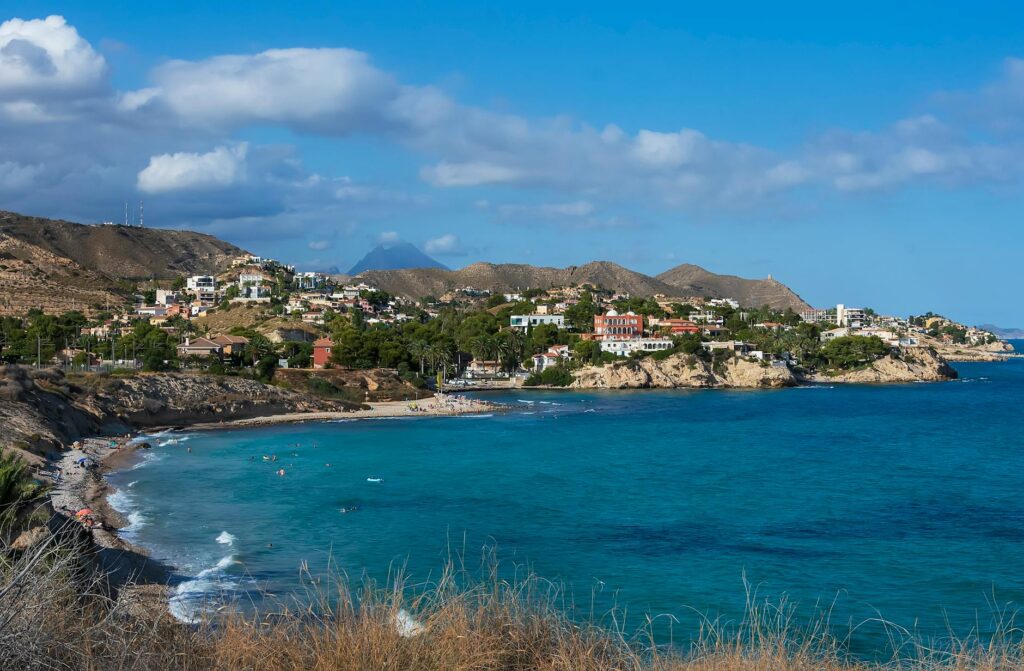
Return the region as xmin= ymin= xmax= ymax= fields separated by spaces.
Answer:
xmin=801 ymin=303 xmax=920 ymax=347
xmin=283 ymin=282 xmax=413 ymax=326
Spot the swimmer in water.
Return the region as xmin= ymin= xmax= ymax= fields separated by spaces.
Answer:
xmin=277 ymin=468 xmax=285 ymax=476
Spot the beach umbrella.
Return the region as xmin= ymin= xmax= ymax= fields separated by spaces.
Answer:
xmin=75 ymin=509 xmax=93 ymax=517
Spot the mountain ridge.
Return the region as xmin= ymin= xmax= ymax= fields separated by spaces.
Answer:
xmin=358 ymin=260 xmax=811 ymax=311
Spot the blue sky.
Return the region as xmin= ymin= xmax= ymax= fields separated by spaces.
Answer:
xmin=2 ymin=2 xmax=1023 ymax=325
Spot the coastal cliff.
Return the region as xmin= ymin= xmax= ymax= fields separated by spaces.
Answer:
xmin=810 ymin=346 xmax=958 ymax=384
xmin=571 ymin=354 xmax=797 ymax=389
xmin=0 ymin=366 xmax=355 ymax=457
xmin=570 ymin=346 xmax=959 ymax=389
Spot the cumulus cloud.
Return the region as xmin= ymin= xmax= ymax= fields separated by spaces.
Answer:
xmin=137 ymin=143 xmax=248 ymax=193
xmin=0 ymin=15 xmax=107 ymax=98
xmin=377 ymin=231 xmax=401 ymax=244
xmin=308 ymin=239 xmax=331 ymax=251
xmin=147 ymin=47 xmax=450 ymax=136
xmin=3 ymin=12 xmax=1024 ymax=249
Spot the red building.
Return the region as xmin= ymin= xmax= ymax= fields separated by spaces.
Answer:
xmin=593 ymin=309 xmax=643 ymax=340
xmin=312 ymin=337 xmax=334 ymax=369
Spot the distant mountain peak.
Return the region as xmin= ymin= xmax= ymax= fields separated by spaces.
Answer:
xmin=348 ymin=241 xmax=448 ymax=275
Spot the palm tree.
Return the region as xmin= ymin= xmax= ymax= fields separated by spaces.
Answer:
xmin=408 ymin=340 xmax=428 ymax=376
xmin=244 ymin=333 xmax=274 ymax=366
xmin=498 ymin=330 xmax=526 ymax=375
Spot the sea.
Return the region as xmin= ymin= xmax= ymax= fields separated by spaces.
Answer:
xmin=106 ymin=343 xmax=1024 ymax=656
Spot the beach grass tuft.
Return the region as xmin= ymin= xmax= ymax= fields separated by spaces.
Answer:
xmin=2 ymin=525 xmax=1024 ymax=670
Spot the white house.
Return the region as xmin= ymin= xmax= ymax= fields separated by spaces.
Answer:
xmin=532 ymin=344 xmax=571 ymax=371
xmin=820 ymin=327 xmax=851 ymax=342
xmin=510 ymin=314 xmax=565 ymax=330
xmin=600 ymin=338 xmax=673 ymax=357
xmin=186 ymin=275 xmax=216 ymax=292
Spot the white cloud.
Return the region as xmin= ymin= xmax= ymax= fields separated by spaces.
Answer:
xmin=0 ymin=15 xmax=107 ymax=97
xmin=420 ymin=160 xmax=525 ymax=187
xmin=497 ymin=200 xmax=595 ymax=218
xmin=308 ymin=239 xmax=330 ymax=251
xmin=148 ymin=48 xmax=442 ymax=135
xmin=137 ymin=143 xmax=248 ymax=194
xmin=424 ymin=233 xmax=460 ymax=255
xmin=377 ymin=231 xmax=401 ymax=244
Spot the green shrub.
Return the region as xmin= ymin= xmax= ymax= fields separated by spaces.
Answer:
xmin=524 ymin=366 xmax=574 ymax=387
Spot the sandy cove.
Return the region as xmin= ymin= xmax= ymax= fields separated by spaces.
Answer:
xmin=192 ymin=393 xmax=498 ymax=429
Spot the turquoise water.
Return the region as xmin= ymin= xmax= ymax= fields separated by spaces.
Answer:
xmin=108 ymin=347 xmax=1024 ymax=655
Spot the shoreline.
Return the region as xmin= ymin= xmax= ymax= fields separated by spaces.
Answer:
xmin=186 ymin=393 xmax=499 ymax=430
xmin=47 ymin=436 xmax=177 ymax=620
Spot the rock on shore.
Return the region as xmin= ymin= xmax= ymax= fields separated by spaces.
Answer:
xmin=571 ymin=354 xmax=797 ymax=389
xmin=811 ymin=346 xmax=958 ymax=384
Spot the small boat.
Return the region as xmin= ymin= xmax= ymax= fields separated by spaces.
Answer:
xmin=366 ymin=477 xmax=383 ymax=483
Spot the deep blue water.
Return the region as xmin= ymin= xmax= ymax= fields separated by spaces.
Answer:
xmin=108 ymin=346 xmax=1024 ymax=655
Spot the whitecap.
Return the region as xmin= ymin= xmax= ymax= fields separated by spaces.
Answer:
xmin=517 ymin=399 xmax=535 ymax=404
xmin=127 ymin=480 xmax=138 ymax=488
xmin=454 ymin=413 xmax=493 ymax=419
xmin=107 ymin=489 xmax=147 ymax=539
xmin=216 ymin=531 xmax=236 ymax=546
xmin=167 ymin=554 xmax=239 ymax=624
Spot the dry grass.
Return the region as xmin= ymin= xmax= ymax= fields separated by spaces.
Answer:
xmin=2 ymin=525 xmax=1023 ymax=671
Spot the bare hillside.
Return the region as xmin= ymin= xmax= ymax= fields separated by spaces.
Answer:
xmin=0 ymin=211 xmax=247 ymax=280
xmin=657 ymin=264 xmax=810 ymax=311
xmin=361 ymin=260 xmax=809 ymax=310
xmin=361 ymin=261 xmax=678 ymax=298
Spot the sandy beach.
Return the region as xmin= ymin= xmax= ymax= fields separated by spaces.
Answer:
xmin=47 ymin=437 xmax=172 ymax=587
xmin=194 ymin=393 xmax=498 ymax=429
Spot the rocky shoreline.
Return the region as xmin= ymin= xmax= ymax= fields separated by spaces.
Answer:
xmin=569 ymin=345 xmax=960 ymax=390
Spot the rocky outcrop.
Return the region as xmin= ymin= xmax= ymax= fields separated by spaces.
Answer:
xmin=811 ymin=346 xmax=957 ymax=384
xmin=571 ymin=354 xmax=797 ymax=389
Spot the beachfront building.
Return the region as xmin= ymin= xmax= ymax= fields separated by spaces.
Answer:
xmin=509 ymin=314 xmax=565 ymax=330
xmin=600 ymin=337 xmax=673 ymax=357
xmin=700 ymin=340 xmax=752 ymax=355
xmin=593 ymin=309 xmax=642 ymax=340
xmin=532 ymin=344 xmax=571 ymax=371
xmin=312 ymin=337 xmax=334 ymax=369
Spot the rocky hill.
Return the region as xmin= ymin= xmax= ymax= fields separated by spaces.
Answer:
xmin=361 ymin=261 xmax=676 ymax=300
xmin=360 ymin=260 xmax=809 ymax=310
xmin=0 ymin=211 xmax=247 ymax=280
xmin=657 ymin=264 xmax=810 ymax=311
xmin=0 ymin=231 xmax=124 ymax=315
